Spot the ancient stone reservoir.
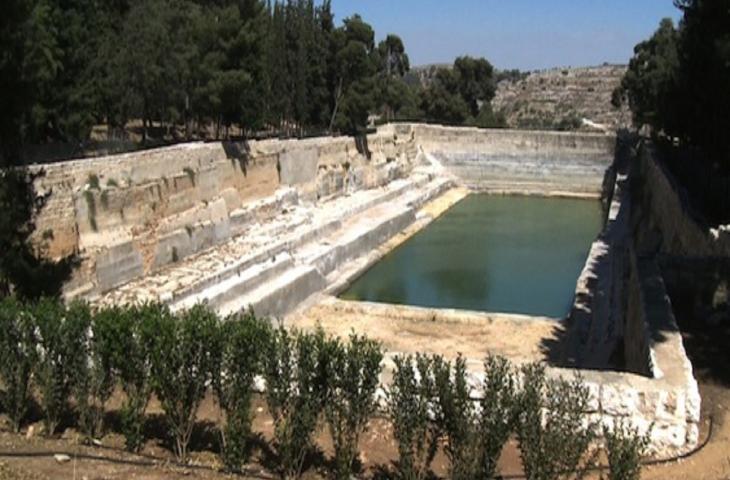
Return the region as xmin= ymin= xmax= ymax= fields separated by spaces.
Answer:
xmin=32 ymin=124 xmax=705 ymax=456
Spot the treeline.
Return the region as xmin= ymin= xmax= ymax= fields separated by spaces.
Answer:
xmin=0 ymin=0 xmax=506 ymax=165
xmin=1 ymin=0 xmax=407 ymax=151
xmin=614 ymin=0 xmax=730 ymax=173
xmin=0 ymin=297 xmax=650 ymax=479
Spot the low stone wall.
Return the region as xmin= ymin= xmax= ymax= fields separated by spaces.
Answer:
xmin=412 ymin=124 xmax=616 ymax=194
xmin=635 ymin=144 xmax=730 ymax=257
xmin=559 ymin=156 xmax=700 ymax=455
xmin=563 ymin=170 xmax=630 ymax=370
xmin=604 ymin=249 xmax=700 ymax=454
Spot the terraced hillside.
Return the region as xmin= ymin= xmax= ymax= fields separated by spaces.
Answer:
xmin=492 ymin=64 xmax=630 ymax=132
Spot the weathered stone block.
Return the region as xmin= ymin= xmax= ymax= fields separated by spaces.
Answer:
xmin=95 ymin=241 xmax=144 ymax=292
xmin=152 ymin=229 xmax=193 ymax=269
xmin=279 ymin=147 xmax=318 ymax=186
xmin=601 ymin=383 xmax=641 ymax=417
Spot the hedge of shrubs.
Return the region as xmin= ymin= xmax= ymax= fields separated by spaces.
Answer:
xmin=0 ymin=296 xmax=648 ymax=480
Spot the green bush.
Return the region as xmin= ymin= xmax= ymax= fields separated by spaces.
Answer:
xmin=212 ymin=310 xmax=271 ymax=471
xmin=71 ymin=304 xmax=117 ymax=441
xmin=109 ymin=303 xmax=161 ymax=452
xmin=477 ymin=355 xmax=517 ymax=479
xmin=603 ymin=419 xmax=650 ymax=480
xmin=263 ymin=327 xmax=329 ymax=480
xmin=388 ymin=354 xmax=440 ymax=480
xmin=324 ymin=334 xmax=383 ymax=480
xmin=397 ymin=354 xmax=517 ymax=480
xmin=0 ymin=297 xmax=36 ymax=432
xmin=516 ymin=363 xmax=597 ymax=480
xmin=433 ymin=354 xmax=478 ymax=480
xmin=151 ymin=304 xmax=219 ymax=462
xmin=33 ymin=298 xmax=89 ymax=435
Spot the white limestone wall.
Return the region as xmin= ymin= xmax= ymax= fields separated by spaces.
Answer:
xmin=31 ymin=125 xmax=419 ymax=297
xmin=411 ymin=124 xmax=615 ymax=194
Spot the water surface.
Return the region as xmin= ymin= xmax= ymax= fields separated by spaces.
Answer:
xmin=340 ymin=195 xmax=602 ymax=318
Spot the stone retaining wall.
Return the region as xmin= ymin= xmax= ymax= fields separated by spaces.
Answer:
xmin=598 ymin=248 xmax=700 ymax=454
xmin=635 ymin=145 xmax=730 ymax=256
xmin=29 ymin=124 xmax=616 ymax=298
xmin=31 ymin=125 xmax=419 ymax=298
xmin=563 ymin=170 xmax=630 ymax=371
xmin=413 ymin=124 xmax=616 ymax=194
xmin=560 ymin=151 xmax=700 ymax=455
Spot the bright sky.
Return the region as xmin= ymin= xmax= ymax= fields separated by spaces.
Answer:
xmin=329 ymin=0 xmax=682 ymax=70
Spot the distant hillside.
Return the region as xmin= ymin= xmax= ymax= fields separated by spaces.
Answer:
xmin=492 ymin=64 xmax=630 ymax=132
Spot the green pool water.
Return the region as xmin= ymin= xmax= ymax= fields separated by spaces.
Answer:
xmin=340 ymin=194 xmax=603 ymax=318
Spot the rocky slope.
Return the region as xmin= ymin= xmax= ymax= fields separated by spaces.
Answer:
xmin=492 ymin=64 xmax=630 ymax=132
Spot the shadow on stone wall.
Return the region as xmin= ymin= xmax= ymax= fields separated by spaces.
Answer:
xmin=662 ymin=256 xmax=730 ymax=386
xmin=540 ymin=131 xmax=637 ymax=373
xmin=1 ymin=167 xmax=79 ymax=299
xmin=222 ymin=140 xmax=251 ymax=176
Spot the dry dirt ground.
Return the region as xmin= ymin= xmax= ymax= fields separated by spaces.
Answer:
xmin=0 ymin=382 xmax=725 ymax=480
xmin=288 ymin=298 xmax=563 ymax=365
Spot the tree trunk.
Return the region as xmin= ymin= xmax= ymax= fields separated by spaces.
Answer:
xmin=329 ymin=77 xmax=344 ymax=134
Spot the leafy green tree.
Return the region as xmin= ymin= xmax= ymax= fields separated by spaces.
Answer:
xmin=376 ymin=34 xmax=410 ymax=122
xmin=673 ymin=0 xmax=730 ymax=169
xmin=151 ymin=304 xmax=219 ymax=462
xmin=420 ymin=68 xmax=469 ymax=125
xmin=0 ymin=0 xmax=34 ymax=160
xmin=331 ymin=15 xmax=378 ymax=134
xmin=309 ymin=1 xmax=336 ymax=128
xmin=453 ymin=56 xmax=496 ymax=117
xmin=111 ymin=0 xmax=182 ymax=141
xmin=615 ymin=18 xmax=680 ymax=136
xmin=265 ymin=1 xmax=290 ymax=128
xmin=0 ymin=296 xmax=36 ymax=432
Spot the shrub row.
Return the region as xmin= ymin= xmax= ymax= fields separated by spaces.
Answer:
xmin=0 ymin=297 xmax=383 ymax=478
xmin=389 ymin=354 xmax=651 ymax=480
xmin=0 ymin=296 xmax=648 ymax=479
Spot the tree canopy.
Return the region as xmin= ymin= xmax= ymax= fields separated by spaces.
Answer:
xmin=616 ymin=0 xmax=730 ymax=172
xmin=419 ymin=56 xmax=505 ymax=128
xmin=0 ymin=0 xmax=427 ymax=153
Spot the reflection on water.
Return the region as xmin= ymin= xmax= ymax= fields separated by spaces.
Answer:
xmin=340 ymin=194 xmax=602 ymax=318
